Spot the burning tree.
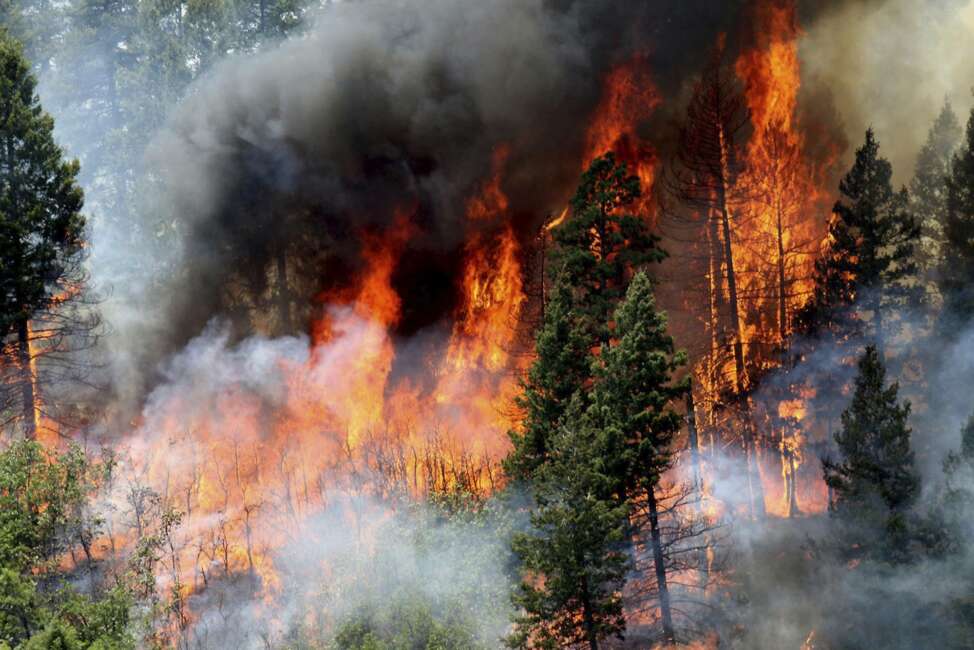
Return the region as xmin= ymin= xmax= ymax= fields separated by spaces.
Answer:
xmin=663 ymin=45 xmax=751 ymax=405
xmin=746 ymin=124 xmax=817 ymax=348
xmin=0 ymin=33 xmax=89 ymax=440
xmin=662 ymin=44 xmax=770 ymax=519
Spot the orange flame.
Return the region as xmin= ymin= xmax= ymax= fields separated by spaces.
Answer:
xmin=97 ymin=152 xmax=529 ymax=621
xmin=730 ymin=0 xmax=831 ymax=517
xmin=584 ymin=54 xmax=661 ymax=216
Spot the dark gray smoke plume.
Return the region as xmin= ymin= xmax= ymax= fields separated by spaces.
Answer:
xmin=134 ymin=0 xmax=797 ymax=394
xmin=147 ymin=1 xmax=604 ymax=352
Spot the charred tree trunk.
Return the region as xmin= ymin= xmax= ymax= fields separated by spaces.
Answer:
xmin=716 ymin=126 xmax=747 ymax=398
xmin=686 ymin=385 xmax=711 ymax=586
xmin=776 ymin=203 xmax=789 ymax=344
xmin=743 ymin=419 xmax=766 ymax=519
xmin=16 ymin=317 xmax=37 ymax=440
xmin=647 ymin=486 xmax=675 ymax=645
xmin=706 ymin=211 xmax=725 ymax=435
xmin=687 ymin=383 xmax=702 ymax=493
xmin=716 ymin=127 xmax=765 ymax=519
xmin=667 ymin=46 xmax=757 ymax=516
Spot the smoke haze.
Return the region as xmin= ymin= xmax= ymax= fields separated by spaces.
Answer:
xmin=18 ymin=0 xmax=974 ymax=647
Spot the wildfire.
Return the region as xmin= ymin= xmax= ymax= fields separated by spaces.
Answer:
xmin=21 ymin=282 xmax=86 ymax=446
xmin=735 ymin=0 xmax=820 ymax=348
xmin=95 ymin=149 xmax=533 ymax=626
xmin=434 ymin=154 xmax=526 ymax=454
xmin=685 ymin=0 xmax=832 ymax=520
xmin=25 ymin=5 xmax=850 ymax=641
xmin=731 ymin=0 xmax=832 ymax=518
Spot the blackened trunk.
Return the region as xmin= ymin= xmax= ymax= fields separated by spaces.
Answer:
xmin=744 ymin=419 xmax=767 ymax=519
xmin=16 ymin=317 xmax=36 ymax=439
xmin=787 ymin=449 xmax=800 ymax=518
xmin=647 ymin=486 xmax=675 ymax=645
xmin=686 ymin=384 xmax=702 ymax=492
xmin=776 ymin=204 xmax=788 ymax=343
xmin=686 ymin=385 xmax=710 ymax=585
xmin=716 ymin=126 xmax=747 ymax=397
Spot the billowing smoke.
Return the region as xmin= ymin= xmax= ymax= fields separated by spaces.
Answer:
xmin=142 ymin=1 xmax=608 ymax=366
xmin=116 ymin=0 xmax=806 ymax=399
xmin=110 ymin=0 xmax=973 ymax=396
xmin=107 ymin=316 xmax=517 ymax=648
xmin=800 ymin=0 xmax=974 ymax=183
xmin=27 ymin=0 xmax=974 ymax=645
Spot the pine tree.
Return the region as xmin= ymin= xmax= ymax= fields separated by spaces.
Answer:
xmin=911 ymin=99 xmax=961 ymax=283
xmin=549 ymin=152 xmax=664 ymax=347
xmin=0 ymin=1 xmax=65 ymax=72
xmin=941 ymin=412 xmax=974 ymax=553
xmin=504 ymin=280 xmax=592 ymax=482
xmin=797 ymin=130 xmax=920 ymax=351
xmin=823 ymin=346 xmax=919 ymax=559
xmin=663 ymin=45 xmax=751 ymax=398
xmin=508 ymin=399 xmax=629 ymax=650
xmin=590 ymin=272 xmax=687 ymax=499
xmin=940 ymin=105 xmax=974 ymax=327
xmin=509 ymin=151 xmax=663 ymax=482
xmin=587 ymin=271 xmax=687 ymax=644
xmin=0 ymin=33 xmax=86 ymax=437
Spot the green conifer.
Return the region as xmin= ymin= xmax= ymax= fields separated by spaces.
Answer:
xmin=797 ymin=130 xmax=921 ymax=349
xmin=508 ymin=398 xmax=629 ymax=650
xmin=549 ymin=152 xmax=665 ymax=346
xmin=940 ymin=106 xmax=974 ymax=326
xmin=0 ymin=33 xmax=86 ymax=437
xmin=911 ymin=99 xmax=961 ymax=280
xmin=504 ymin=280 xmax=592 ymax=482
xmin=824 ymin=346 xmax=919 ymax=563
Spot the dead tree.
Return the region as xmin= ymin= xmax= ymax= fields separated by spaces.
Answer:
xmin=662 ymin=45 xmax=765 ymax=518
xmin=626 ymin=478 xmax=728 ymax=646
